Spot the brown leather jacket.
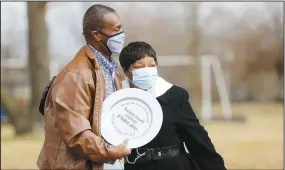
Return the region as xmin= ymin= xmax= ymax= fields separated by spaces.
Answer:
xmin=37 ymin=45 xmax=122 ymax=170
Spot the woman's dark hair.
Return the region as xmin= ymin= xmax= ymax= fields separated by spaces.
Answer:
xmin=119 ymin=41 xmax=157 ymax=71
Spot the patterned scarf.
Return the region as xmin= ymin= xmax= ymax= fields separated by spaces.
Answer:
xmin=88 ymin=45 xmax=117 ymax=98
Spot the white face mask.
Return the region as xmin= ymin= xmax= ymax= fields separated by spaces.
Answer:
xmin=106 ymin=32 xmax=125 ymax=54
xmin=128 ymin=67 xmax=159 ymax=90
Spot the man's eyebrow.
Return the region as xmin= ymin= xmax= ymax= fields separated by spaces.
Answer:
xmin=112 ymin=24 xmax=122 ymax=29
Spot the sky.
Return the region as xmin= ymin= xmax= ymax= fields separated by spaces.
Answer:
xmin=1 ymin=2 xmax=281 ymax=62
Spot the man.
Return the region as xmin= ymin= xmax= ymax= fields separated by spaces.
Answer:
xmin=37 ymin=4 xmax=131 ymax=170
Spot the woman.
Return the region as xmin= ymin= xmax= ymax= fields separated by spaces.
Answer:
xmin=119 ymin=41 xmax=227 ymax=170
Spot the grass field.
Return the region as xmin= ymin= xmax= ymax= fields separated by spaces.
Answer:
xmin=1 ymin=102 xmax=283 ymax=169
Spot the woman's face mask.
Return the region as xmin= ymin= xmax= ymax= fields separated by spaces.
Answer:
xmin=128 ymin=67 xmax=159 ymax=90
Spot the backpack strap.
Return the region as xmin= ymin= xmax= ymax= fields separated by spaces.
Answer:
xmin=38 ymin=76 xmax=56 ymax=115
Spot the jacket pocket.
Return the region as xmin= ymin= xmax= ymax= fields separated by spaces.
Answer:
xmin=40 ymin=145 xmax=58 ymax=169
xmin=54 ymin=141 xmax=77 ymax=169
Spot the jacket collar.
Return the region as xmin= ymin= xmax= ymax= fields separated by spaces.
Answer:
xmin=81 ymin=44 xmax=101 ymax=69
xmin=81 ymin=44 xmax=122 ymax=90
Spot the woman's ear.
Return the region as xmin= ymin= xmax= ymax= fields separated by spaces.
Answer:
xmin=124 ymin=69 xmax=132 ymax=81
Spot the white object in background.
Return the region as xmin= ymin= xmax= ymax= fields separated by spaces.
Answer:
xmin=211 ymin=56 xmax=232 ymax=120
xmin=200 ymin=55 xmax=232 ymax=121
xmin=101 ymin=88 xmax=163 ymax=149
xmin=201 ymin=56 xmax=212 ymax=121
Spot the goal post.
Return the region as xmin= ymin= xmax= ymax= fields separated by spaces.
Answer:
xmin=201 ymin=55 xmax=233 ymax=121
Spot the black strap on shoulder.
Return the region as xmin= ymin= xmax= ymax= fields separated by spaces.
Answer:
xmin=38 ymin=76 xmax=56 ymax=115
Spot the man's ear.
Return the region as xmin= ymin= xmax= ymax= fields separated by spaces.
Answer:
xmin=91 ymin=31 xmax=100 ymax=42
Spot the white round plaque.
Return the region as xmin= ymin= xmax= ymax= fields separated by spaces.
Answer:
xmin=101 ymin=88 xmax=163 ymax=148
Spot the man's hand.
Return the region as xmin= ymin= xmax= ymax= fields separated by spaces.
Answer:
xmin=106 ymin=139 xmax=132 ymax=159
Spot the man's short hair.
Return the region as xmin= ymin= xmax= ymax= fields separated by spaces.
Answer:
xmin=119 ymin=41 xmax=158 ymax=71
xmin=82 ymin=4 xmax=116 ymax=42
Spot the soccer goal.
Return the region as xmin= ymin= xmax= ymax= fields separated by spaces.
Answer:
xmin=200 ymin=55 xmax=245 ymax=122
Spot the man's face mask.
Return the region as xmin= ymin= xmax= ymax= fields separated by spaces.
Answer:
xmin=99 ymin=31 xmax=125 ymax=54
xmin=128 ymin=67 xmax=159 ymax=90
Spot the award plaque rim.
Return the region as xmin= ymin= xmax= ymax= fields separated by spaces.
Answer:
xmin=100 ymin=88 xmax=163 ymax=149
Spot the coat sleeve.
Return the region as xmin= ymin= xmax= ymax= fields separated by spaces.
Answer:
xmin=176 ymin=89 xmax=227 ymax=170
xmin=52 ymin=71 xmax=109 ymax=163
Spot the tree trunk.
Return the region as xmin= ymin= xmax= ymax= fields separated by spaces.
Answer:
xmin=27 ymin=2 xmax=49 ymax=129
xmin=187 ymin=2 xmax=201 ymax=57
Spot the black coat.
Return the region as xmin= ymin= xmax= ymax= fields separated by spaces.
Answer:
xmin=124 ymin=86 xmax=227 ymax=170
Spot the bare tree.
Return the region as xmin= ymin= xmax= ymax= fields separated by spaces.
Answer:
xmin=1 ymin=45 xmax=29 ymax=134
xmin=186 ymin=2 xmax=201 ymax=57
xmin=2 ymin=2 xmax=50 ymax=135
xmin=27 ymin=2 xmax=50 ymax=128
xmin=1 ymin=86 xmax=28 ymax=134
xmin=0 ymin=2 xmax=50 ymax=135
